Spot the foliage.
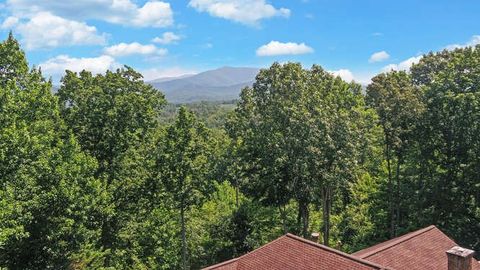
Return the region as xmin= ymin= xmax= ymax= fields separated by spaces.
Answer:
xmin=0 ymin=32 xmax=28 ymax=87
xmin=1 ymin=34 xmax=479 ymax=269
xmin=155 ymin=107 xmax=216 ymax=269
xmin=0 ymin=35 xmax=104 ymax=269
xmin=227 ymin=62 xmax=377 ymax=245
xmin=56 ymin=65 xmax=167 ymax=267
xmin=366 ymin=70 xmax=424 ymax=237
xmin=160 ymin=101 xmax=235 ymax=129
xmin=410 ymin=46 xmax=480 ymax=251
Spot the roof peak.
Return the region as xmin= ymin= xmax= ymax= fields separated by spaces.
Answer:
xmin=285 ymin=233 xmax=388 ymax=269
xmin=355 ymin=225 xmax=438 ymax=259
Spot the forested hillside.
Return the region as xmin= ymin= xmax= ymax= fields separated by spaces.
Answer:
xmin=0 ymin=33 xmax=478 ymax=270
xmin=149 ymin=67 xmax=259 ymax=103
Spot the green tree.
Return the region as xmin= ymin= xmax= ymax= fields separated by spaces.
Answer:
xmin=0 ymin=32 xmax=28 ymax=87
xmin=57 ymin=66 xmax=167 ymax=266
xmin=337 ymin=172 xmax=387 ymax=252
xmin=57 ymin=67 xmax=165 ymax=182
xmin=411 ymin=46 xmax=480 ymax=252
xmin=366 ymin=70 xmax=424 ymax=237
xmin=155 ymin=107 xmax=215 ymax=270
xmin=229 ymin=63 xmax=373 ymax=245
xmin=0 ymin=34 xmax=104 ymax=269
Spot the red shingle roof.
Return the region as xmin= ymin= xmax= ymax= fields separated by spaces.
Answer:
xmin=203 ymin=233 xmax=387 ymax=270
xmin=204 ymin=225 xmax=479 ymax=270
xmin=353 ymin=225 xmax=480 ymax=270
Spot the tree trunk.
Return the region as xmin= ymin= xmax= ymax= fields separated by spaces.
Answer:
xmin=395 ymin=156 xmax=402 ymax=234
xmin=301 ymin=202 xmax=309 ymax=238
xmin=181 ymin=205 xmax=188 ymax=270
xmin=322 ymin=186 xmax=331 ymax=246
xmin=385 ymin=133 xmax=395 ymax=238
xmin=235 ymin=178 xmax=239 ymax=208
xmin=297 ymin=201 xmax=309 ymax=238
xmin=278 ymin=204 xmax=288 ymax=234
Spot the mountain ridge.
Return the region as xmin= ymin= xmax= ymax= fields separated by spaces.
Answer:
xmin=149 ymin=66 xmax=260 ymax=103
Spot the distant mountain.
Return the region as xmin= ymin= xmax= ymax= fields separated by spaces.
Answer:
xmin=149 ymin=67 xmax=260 ymax=103
xmin=149 ymin=74 xmax=195 ymax=84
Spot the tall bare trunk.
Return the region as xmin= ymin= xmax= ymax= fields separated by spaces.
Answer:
xmin=302 ymin=202 xmax=309 ymax=238
xmin=395 ymin=156 xmax=402 ymax=233
xmin=278 ymin=204 xmax=288 ymax=234
xmin=322 ymin=186 xmax=331 ymax=246
xmin=385 ymin=133 xmax=395 ymax=238
xmin=297 ymin=201 xmax=309 ymax=238
xmin=235 ymin=178 xmax=239 ymax=208
xmin=181 ymin=205 xmax=188 ymax=270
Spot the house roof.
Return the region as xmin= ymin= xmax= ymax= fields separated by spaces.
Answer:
xmin=203 ymin=233 xmax=387 ymax=270
xmin=204 ymin=225 xmax=479 ymax=270
xmin=353 ymin=225 xmax=480 ymax=270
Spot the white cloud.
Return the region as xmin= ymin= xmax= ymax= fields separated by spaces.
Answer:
xmin=130 ymin=1 xmax=173 ymax=27
xmin=140 ymin=67 xmax=197 ymax=81
xmin=380 ymin=35 xmax=480 ymax=73
xmin=4 ymin=12 xmax=106 ymax=50
xmin=104 ymin=42 xmax=167 ymax=57
xmin=1 ymin=16 xmax=19 ymax=29
xmin=330 ymin=69 xmax=354 ymax=82
xmin=152 ymin=32 xmax=182 ymax=44
xmin=39 ymin=54 xmax=119 ymax=80
xmin=382 ymin=56 xmax=423 ymax=72
xmin=188 ymin=0 xmax=290 ymax=25
xmin=328 ymin=69 xmax=376 ymax=85
xmin=256 ymin=41 xmax=313 ymax=56
xmin=369 ymin=51 xmax=390 ymax=63
xmin=445 ymin=35 xmax=480 ymax=50
xmin=5 ymin=0 xmax=174 ymax=28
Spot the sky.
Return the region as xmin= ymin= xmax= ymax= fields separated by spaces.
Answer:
xmin=0 ymin=0 xmax=479 ymax=83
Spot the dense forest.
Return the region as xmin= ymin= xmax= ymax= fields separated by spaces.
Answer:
xmin=0 ymin=33 xmax=479 ymax=269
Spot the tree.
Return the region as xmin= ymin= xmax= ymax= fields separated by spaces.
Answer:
xmin=337 ymin=172 xmax=387 ymax=252
xmin=57 ymin=67 xmax=166 ymax=182
xmin=229 ymin=63 xmax=372 ymax=245
xmin=155 ymin=107 xmax=215 ymax=270
xmin=366 ymin=71 xmax=424 ymax=237
xmin=57 ymin=66 xmax=167 ymax=266
xmin=0 ymin=32 xmax=28 ymax=87
xmin=410 ymin=46 xmax=480 ymax=251
xmin=0 ymin=34 xmax=104 ymax=269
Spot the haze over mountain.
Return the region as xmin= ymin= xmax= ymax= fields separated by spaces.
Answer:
xmin=149 ymin=67 xmax=260 ymax=103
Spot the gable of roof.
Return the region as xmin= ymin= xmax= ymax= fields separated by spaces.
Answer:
xmin=353 ymin=225 xmax=480 ymax=270
xmin=204 ymin=233 xmax=387 ymax=270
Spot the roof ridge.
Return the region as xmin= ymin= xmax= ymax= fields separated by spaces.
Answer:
xmin=356 ymin=225 xmax=437 ymax=259
xmin=204 ymin=234 xmax=312 ymax=269
xmin=202 ymin=258 xmax=238 ymax=270
xmin=285 ymin=233 xmax=389 ymax=269
xmin=242 ymin=234 xmax=291 ymax=257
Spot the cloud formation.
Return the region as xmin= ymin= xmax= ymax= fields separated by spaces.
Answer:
xmin=382 ymin=56 xmax=423 ymax=72
xmin=39 ymin=55 xmax=119 ymax=80
xmin=188 ymin=0 xmax=290 ymax=25
xmin=1 ymin=12 xmax=106 ymax=50
xmin=1 ymin=16 xmax=18 ymax=29
xmin=104 ymin=42 xmax=168 ymax=57
xmin=445 ymin=35 xmax=480 ymax=50
xmin=4 ymin=0 xmax=174 ymax=28
xmin=330 ymin=69 xmax=355 ymax=82
xmin=152 ymin=32 xmax=182 ymax=44
xmin=256 ymin=41 xmax=313 ymax=56
xmin=369 ymin=51 xmax=390 ymax=63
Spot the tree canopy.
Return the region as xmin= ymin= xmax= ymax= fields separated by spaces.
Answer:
xmin=0 ymin=34 xmax=479 ymax=269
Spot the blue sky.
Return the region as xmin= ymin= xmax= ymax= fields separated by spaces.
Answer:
xmin=1 ymin=0 xmax=479 ymax=83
